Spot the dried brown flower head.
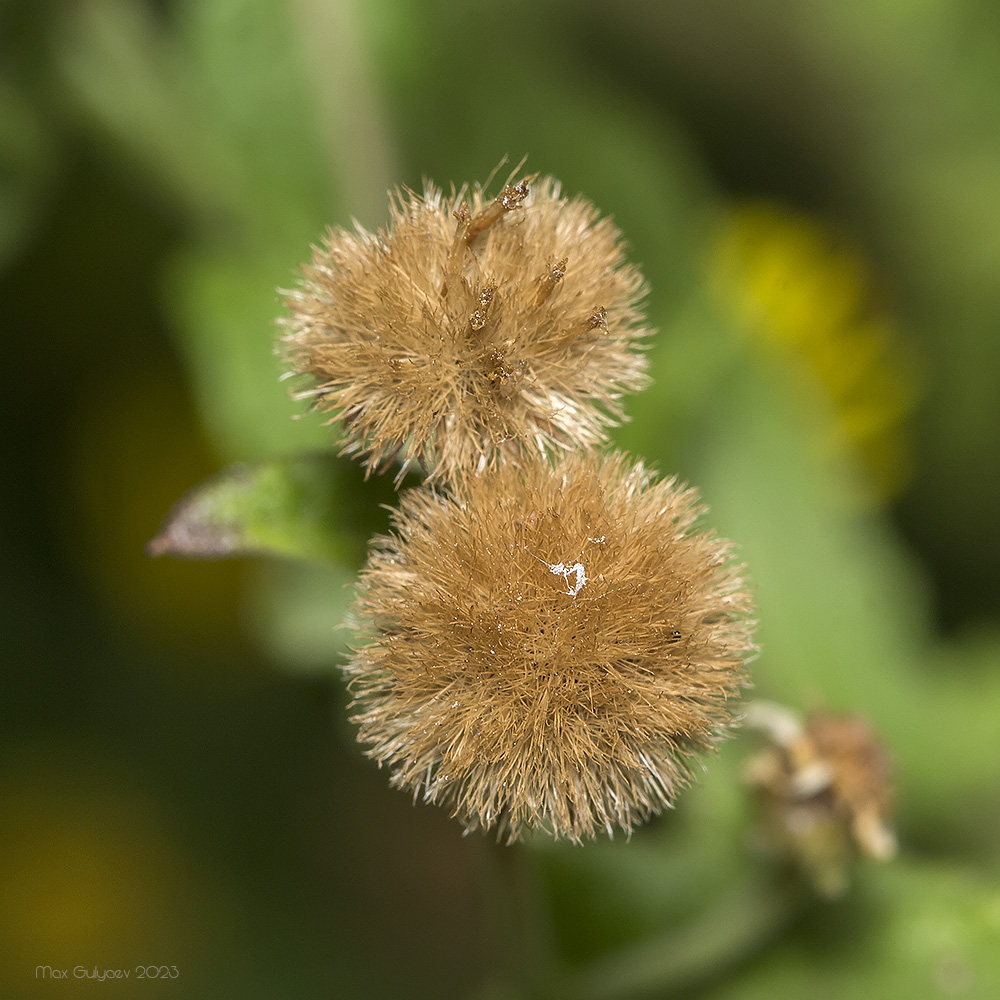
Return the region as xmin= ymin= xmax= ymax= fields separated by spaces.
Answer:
xmin=744 ymin=701 xmax=897 ymax=896
xmin=344 ymin=451 xmax=756 ymax=843
xmin=281 ymin=172 xmax=651 ymax=482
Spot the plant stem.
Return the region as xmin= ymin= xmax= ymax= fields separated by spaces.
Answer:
xmin=561 ymin=868 xmax=800 ymax=1000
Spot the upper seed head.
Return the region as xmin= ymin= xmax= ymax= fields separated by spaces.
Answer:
xmin=281 ymin=175 xmax=652 ymax=482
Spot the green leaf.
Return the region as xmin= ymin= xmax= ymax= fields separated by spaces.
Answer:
xmin=534 ymin=746 xmax=802 ymax=998
xmin=681 ymin=345 xmax=1000 ymax=837
xmin=532 ymin=742 xmax=753 ymax=967
xmin=148 ymin=453 xmax=367 ymax=566
xmin=55 ymin=0 xmax=244 ymax=228
xmin=0 ymin=80 xmax=56 ymax=269
xmin=165 ymin=246 xmax=332 ymax=461
xmin=244 ymin=558 xmax=358 ymax=674
xmin=700 ymin=858 xmax=1000 ymax=1000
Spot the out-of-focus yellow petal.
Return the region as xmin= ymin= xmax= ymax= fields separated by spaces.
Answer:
xmin=712 ymin=202 xmax=920 ymax=503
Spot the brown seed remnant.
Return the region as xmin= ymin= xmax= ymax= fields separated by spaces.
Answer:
xmin=281 ymin=173 xmax=651 ymax=482
xmin=744 ymin=702 xmax=896 ymax=897
xmin=534 ymin=257 xmax=568 ymax=307
xmin=344 ymin=451 xmax=756 ymax=843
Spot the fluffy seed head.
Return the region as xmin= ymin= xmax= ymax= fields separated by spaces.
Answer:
xmin=281 ymin=174 xmax=651 ymax=482
xmin=345 ymin=451 xmax=756 ymax=843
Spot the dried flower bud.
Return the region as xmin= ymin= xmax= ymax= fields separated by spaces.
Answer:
xmin=744 ymin=701 xmax=897 ymax=897
xmin=281 ymin=174 xmax=651 ymax=482
xmin=344 ymin=451 xmax=756 ymax=843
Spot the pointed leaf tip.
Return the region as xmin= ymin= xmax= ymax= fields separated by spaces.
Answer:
xmin=148 ymin=454 xmax=357 ymax=564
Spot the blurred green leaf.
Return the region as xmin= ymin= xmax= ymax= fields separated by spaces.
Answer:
xmin=563 ymin=870 xmax=798 ymax=1000
xmin=533 ymin=742 xmax=753 ymax=967
xmin=374 ymin=0 xmax=712 ymax=309
xmin=56 ymin=0 xmax=245 ymax=227
xmin=678 ymin=342 xmax=1000 ymax=839
xmin=57 ymin=0 xmax=403 ymax=465
xmin=148 ymin=453 xmax=364 ymax=565
xmin=0 ymin=80 xmax=56 ymax=268
xmin=165 ymin=245 xmax=331 ymax=460
xmin=526 ymin=742 xmax=810 ymax=1000
xmin=245 ymin=558 xmax=357 ymax=674
xmin=176 ymin=0 xmax=395 ymax=229
xmin=615 ymin=283 xmax=745 ymax=467
xmin=57 ymin=0 xmax=395 ymax=244
xmin=910 ymin=630 xmax=1000 ymax=844
xmin=701 ymin=858 xmax=1000 ymax=999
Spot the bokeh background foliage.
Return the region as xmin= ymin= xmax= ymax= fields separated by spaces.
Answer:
xmin=3 ymin=0 xmax=1000 ymax=996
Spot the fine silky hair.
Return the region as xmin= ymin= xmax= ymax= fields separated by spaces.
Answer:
xmin=283 ymin=169 xmax=756 ymax=841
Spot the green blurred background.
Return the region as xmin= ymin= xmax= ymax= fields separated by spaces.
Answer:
xmin=3 ymin=0 xmax=999 ymax=996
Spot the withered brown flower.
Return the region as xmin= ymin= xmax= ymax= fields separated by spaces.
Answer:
xmin=344 ymin=451 xmax=756 ymax=842
xmin=281 ymin=173 xmax=651 ymax=482
xmin=743 ymin=701 xmax=896 ymax=896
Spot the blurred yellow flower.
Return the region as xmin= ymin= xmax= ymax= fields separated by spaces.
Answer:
xmin=713 ymin=202 xmax=920 ymax=502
